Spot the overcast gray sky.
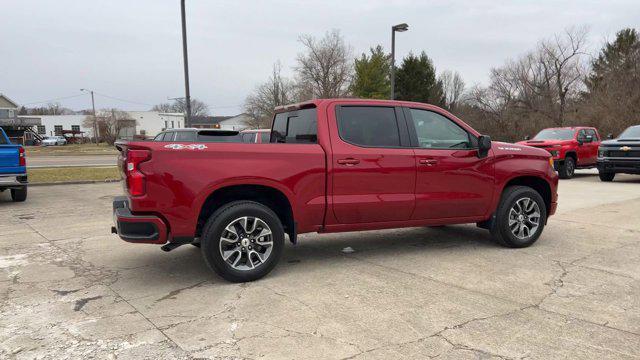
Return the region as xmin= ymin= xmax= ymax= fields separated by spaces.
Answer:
xmin=2 ymin=0 xmax=638 ymax=115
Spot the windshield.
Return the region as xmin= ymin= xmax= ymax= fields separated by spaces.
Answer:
xmin=619 ymin=126 xmax=640 ymax=139
xmin=533 ymin=129 xmax=575 ymax=140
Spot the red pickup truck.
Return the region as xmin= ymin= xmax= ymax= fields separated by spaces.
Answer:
xmin=518 ymin=127 xmax=601 ymax=179
xmin=113 ymin=99 xmax=558 ymax=282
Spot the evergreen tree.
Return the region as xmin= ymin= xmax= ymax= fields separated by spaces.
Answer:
xmin=350 ymin=45 xmax=390 ymax=99
xmin=395 ymin=51 xmax=444 ymax=106
xmin=587 ymin=28 xmax=639 ymax=91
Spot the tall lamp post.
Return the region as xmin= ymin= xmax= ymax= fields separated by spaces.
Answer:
xmin=80 ymin=88 xmax=99 ymax=144
xmin=180 ymin=0 xmax=192 ymax=127
xmin=390 ymin=23 xmax=409 ymax=100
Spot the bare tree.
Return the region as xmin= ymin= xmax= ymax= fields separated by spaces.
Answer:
xmin=245 ymin=62 xmax=294 ymax=128
xmin=83 ymin=109 xmax=137 ymax=144
xmin=296 ymin=30 xmax=353 ymax=99
xmin=439 ymin=70 xmax=466 ymax=111
xmin=151 ymin=98 xmax=209 ymax=117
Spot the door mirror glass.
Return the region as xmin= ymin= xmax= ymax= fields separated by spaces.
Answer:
xmin=524 ymin=135 xmax=530 ymax=140
xmin=607 ymin=133 xmax=614 ymax=139
xmin=478 ymin=135 xmax=491 ymax=158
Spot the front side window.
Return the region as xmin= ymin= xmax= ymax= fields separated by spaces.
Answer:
xmin=409 ymin=109 xmax=471 ymax=149
xmin=175 ymin=131 xmax=196 ymax=141
xmin=271 ymin=108 xmax=317 ymax=144
xmin=337 ymin=106 xmax=400 ymax=147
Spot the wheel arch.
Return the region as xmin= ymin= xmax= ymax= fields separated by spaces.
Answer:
xmin=196 ymin=184 xmax=296 ymax=243
xmin=501 ymin=176 xmax=552 ymax=215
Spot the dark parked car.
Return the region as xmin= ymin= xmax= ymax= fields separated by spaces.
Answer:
xmin=597 ymin=125 xmax=640 ymax=181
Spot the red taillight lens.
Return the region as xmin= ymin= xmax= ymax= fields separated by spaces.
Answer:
xmin=126 ymin=149 xmax=150 ymax=196
xmin=19 ymin=147 xmax=26 ymax=167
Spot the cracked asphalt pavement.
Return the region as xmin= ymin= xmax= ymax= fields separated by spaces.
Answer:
xmin=1 ymin=171 xmax=639 ymax=359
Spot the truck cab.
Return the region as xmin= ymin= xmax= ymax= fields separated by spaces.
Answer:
xmin=0 ymin=127 xmax=28 ymax=202
xmin=518 ymin=127 xmax=601 ymax=179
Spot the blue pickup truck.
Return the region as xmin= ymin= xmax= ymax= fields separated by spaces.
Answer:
xmin=0 ymin=127 xmax=27 ymax=201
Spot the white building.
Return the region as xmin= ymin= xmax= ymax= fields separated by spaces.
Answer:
xmin=31 ymin=111 xmax=185 ymax=139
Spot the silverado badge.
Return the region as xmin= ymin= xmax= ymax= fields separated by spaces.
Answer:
xmin=620 ymin=146 xmax=632 ymax=151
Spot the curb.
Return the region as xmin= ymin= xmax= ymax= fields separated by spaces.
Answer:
xmin=29 ymin=179 xmax=122 ymax=187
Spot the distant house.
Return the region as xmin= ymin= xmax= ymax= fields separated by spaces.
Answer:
xmin=0 ymin=94 xmax=41 ymax=145
xmin=191 ymin=113 xmax=252 ymax=131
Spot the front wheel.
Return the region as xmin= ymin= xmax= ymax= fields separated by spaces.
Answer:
xmin=11 ymin=187 xmax=27 ymax=202
xmin=490 ymin=186 xmax=547 ymax=248
xmin=558 ymin=157 xmax=575 ymax=179
xmin=598 ymin=171 xmax=615 ymax=182
xmin=201 ymin=201 xmax=284 ymax=282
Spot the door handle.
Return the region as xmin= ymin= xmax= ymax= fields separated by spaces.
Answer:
xmin=337 ymin=158 xmax=360 ymax=165
xmin=419 ymin=159 xmax=438 ymax=166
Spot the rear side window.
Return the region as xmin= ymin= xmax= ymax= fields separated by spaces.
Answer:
xmin=164 ymin=132 xmax=176 ymax=141
xmin=259 ymin=132 xmax=270 ymax=143
xmin=153 ymin=133 xmax=165 ymax=141
xmin=241 ymin=133 xmax=256 ymax=143
xmin=337 ymin=106 xmax=400 ymax=147
xmin=271 ymin=108 xmax=317 ymax=144
xmin=175 ymin=131 xmax=196 ymax=142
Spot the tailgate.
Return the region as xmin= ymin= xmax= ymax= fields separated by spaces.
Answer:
xmin=0 ymin=145 xmax=20 ymax=174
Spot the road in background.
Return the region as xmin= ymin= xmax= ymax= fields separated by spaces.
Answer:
xmin=27 ymin=155 xmax=117 ymax=168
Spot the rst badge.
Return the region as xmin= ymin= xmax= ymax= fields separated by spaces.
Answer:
xmin=164 ymin=144 xmax=208 ymax=150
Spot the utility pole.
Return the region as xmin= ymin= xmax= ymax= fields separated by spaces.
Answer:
xmin=81 ymin=88 xmax=99 ymax=144
xmin=180 ymin=0 xmax=192 ymax=127
xmin=390 ymin=23 xmax=409 ymax=100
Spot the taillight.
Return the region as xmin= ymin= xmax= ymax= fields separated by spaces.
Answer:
xmin=19 ymin=147 xmax=26 ymax=167
xmin=126 ymin=149 xmax=150 ymax=196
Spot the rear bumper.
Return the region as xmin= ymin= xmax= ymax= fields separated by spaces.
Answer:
xmin=112 ymin=196 xmax=168 ymax=244
xmin=0 ymin=173 xmax=28 ymax=188
xmin=597 ymin=159 xmax=640 ymax=174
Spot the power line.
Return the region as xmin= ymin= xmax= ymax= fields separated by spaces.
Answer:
xmin=21 ymin=94 xmax=85 ymax=105
xmin=92 ymin=92 xmax=154 ymax=107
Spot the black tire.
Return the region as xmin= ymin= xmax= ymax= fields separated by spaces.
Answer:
xmin=200 ymin=201 xmax=284 ymax=282
xmin=558 ymin=156 xmax=575 ymax=179
xmin=11 ymin=187 xmax=27 ymax=202
xmin=598 ymin=171 xmax=615 ymax=182
xmin=490 ymin=186 xmax=547 ymax=248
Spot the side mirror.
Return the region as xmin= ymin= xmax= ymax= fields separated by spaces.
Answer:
xmin=478 ymin=135 xmax=492 ymax=158
xmin=607 ymin=133 xmax=613 ymax=139
xmin=524 ymin=135 xmax=530 ymax=141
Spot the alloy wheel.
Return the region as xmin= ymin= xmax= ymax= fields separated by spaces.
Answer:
xmin=219 ymin=216 xmax=273 ymax=271
xmin=508 ymin=197 xmax=541 ymax=240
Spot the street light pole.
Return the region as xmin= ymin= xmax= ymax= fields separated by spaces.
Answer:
xmin=180 ymin=0 xmax=192 ymax=128
xmin=390 ymin=23 xmax=409 ymax=100
xmin=81 ymin=88 xmax=99 ymax=144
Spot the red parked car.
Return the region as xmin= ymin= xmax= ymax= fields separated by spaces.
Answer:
xmin=518 ymin=127 xmax=601 ymax=179
xmin=240 ymin=129 xmax=271 ymax=143
xmin=113 ymin=99 xmax=558 ymax=282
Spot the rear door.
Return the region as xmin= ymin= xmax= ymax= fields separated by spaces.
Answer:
xmin=405 ymin=107 xmax=494 ymax=219
xmin=329 ymin=104 xmax=416 ymax=224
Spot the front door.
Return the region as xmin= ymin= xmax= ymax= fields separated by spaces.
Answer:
xmin=330 ymin=104 xmax=416 ymax=224
xmin=405 ymin=108 xmax=494 ymax=220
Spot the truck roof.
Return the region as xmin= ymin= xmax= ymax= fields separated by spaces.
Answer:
xmin=274 ymin=98 xmax=454 ymax=113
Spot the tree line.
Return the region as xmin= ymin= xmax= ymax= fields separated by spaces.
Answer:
xmin=245 ymin=27 xmax=640 ymax=141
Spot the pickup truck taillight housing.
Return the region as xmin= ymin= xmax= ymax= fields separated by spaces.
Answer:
xmin=126 ymin=149 xmax=151 ymax=196
xmin=18 ymin=147 xmax=26 ymax=167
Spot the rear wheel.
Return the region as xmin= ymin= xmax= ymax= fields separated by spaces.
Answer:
xmin=598 ymin=171 xmax=615 ymax=182
xmin=11 ymin=187 xmax=27 ymax=202
xmin=490 ymin=186 xmax=546 ymax=248
xmin=201 ymin=201 xmax=284 ymax=282
xmin=558 ymin=157 xmax=575 ymax=179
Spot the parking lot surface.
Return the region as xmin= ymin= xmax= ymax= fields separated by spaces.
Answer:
xmin=1 ymin=171 xmax=639 ymax=359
